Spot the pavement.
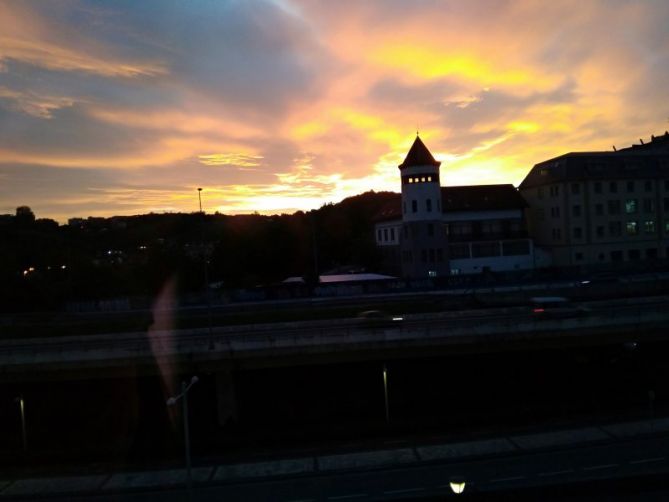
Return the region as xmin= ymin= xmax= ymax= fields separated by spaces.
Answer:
xmin=2 ymin=416 xmax=669 ymax=500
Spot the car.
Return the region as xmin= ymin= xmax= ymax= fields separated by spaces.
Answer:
xmin=530 ymin=296 xmax=590 ymax=319
xmin=356 ymin=310 xmax=404 ymax=327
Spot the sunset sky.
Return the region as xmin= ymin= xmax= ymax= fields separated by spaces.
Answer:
xmin=1 ymin=0 xmax=668 ymax=222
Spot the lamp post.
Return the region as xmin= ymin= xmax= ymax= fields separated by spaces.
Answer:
xmin=382 ymin=363 xmax=390 ymax=424
xmin=167 ymin=376 xmax=199 ymax=493
xmin=196 ymin=188 xmax=214 ymax=350
xmin=15 ymin=395 xmax=27 ymax=452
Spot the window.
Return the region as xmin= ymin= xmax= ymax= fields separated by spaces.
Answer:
xmin=573 ymin=227 xmax=583 ymax=238
xmin=437 ymin=248 xmax=444 ymax=262
xmin=594 ymin=181 xmax=602 ymax=194
xmin=611 ymin=250 xmax=623 ymax=262
xmin=628 ymin=249 xmax=641 ymax=260
xmin=427 ymin=223 xmax=434 ymax=236
xmin=609 ymin=221 xmax=622 ymax=237
xmin=428 ymin=270 xmax=437 ymax=277
xmin=403 ymin=202 xmax=406 ymax=214
xmin=571 ymin=183 xmax=580 ymax=195
xmin=551 ymin=206 xmax=561 ymax=217
xmin=550 ymin=185 xmax=560 ymax=197
xmin=664 ymin=198 xmax=669 ymax=211
xmin=448 ymin=243 xmax=470 ymax=259
xmin=412 ymin=200 xmax=417 ymax=213
xmin=472 ymin=242 xmax=500 ymax=257
xmin=608 ymin=200 xmax=621 ymax=215
xmin=595 ymin=203 xmax=603 ymax=216
xmin=421 ymin=249 xmax=427 ymax=263
xmin=538 ymin=187 xmax=544 ymax=199
xmin=502 ymin=240 xmax=530 ymax=256
xmin=625 ymin=199 xmax=637 ymax=214
xmin=609 ymin=181 xmax=618 ymax=193
xmin=540 ymin=168 xmax=549 ymax=176
xmin=383 ymin=228 xmax=388 ymax=241
xmin=429 ymin=248 xmax=435 ymax=263
xmin=643 ymin=198 xmax=654 ymax=212
xmin=644 ymin=220 xmax=656 ymax=233
xmin=552 ymin=228 xmax=561 ymax=239
xmin=626 ymin=180 xmax=635 ymax=193
xmin=665 ymin=221 xmax=669 ymax=233
xmin=647 ymin=248 xmax=658 ymax=259
xmin=572 ymin=205 xmax=581 ymax=217
xmin=626 ymin=221 xmax=638 ymax=235
xmin=426 ymin=199 xmax=432 ymax=212
xmin=377 ymin=229 xmax=381 ymax=242
xmin=390 ymin=228 xmax=395 ymax=240
xmin=645 ymin=180 xmax=653 ymax=192
xmin=575 ymin=252 xmax=583 ymax=261
xmin=598 ymin=253 xmax=605 ymax=261
xmin=596 ymin=226 xmax=605 ymax=237
xmin=665 ymin=180 xmax=669 ymax=191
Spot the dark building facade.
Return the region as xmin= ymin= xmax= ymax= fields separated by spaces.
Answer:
xmin=519 ymin=131 xmax=669 ymax=267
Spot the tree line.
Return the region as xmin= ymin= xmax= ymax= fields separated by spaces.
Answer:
xmin=0 ymin=192 xmax=399 ymax=311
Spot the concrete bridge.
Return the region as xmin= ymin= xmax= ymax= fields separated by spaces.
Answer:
xmin=2 ymin=296 xmax=665 ymax=379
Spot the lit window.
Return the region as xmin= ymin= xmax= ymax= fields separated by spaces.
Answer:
xmin=645 ymin=220 xmax=655 ymax=233
xmin=626 ymin=221 xmax=638 ymax=235
xmin=625 ymin=199 xmax=637 ymax=214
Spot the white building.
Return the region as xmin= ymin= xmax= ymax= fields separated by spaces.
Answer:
xmin=375 ymin=136 xmax=535 ymax=278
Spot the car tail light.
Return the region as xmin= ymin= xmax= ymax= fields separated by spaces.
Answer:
xmin=533 ymin=308 xmax=545 ymax=313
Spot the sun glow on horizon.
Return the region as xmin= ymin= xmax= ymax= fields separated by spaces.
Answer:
xmin=0 ymin=1 xmax=667 ymax=221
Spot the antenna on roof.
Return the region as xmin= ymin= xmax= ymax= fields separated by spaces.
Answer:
xmin=416 ymin=124 xmax=420 ymax=136
xmin=612 ymin=145 xmax=617 ymax=151
xmin=640 ymin=138 xmax=644 ymax=144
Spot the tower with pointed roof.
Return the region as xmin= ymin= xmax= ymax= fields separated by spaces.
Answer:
xmin=398 ymin=136 xmax=449 ymax=278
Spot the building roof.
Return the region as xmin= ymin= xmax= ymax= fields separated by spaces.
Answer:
xmin=519 ymin=132 xmax=669 ymax=189
xmin=398 ymin=136 xmax=441 ymax=170
xmin=441 ymin=184 xmax=528 ymax=211
xmin=519 ymin=150 xmax=669 ymax=189
xmin=282 ymin=273 xmax=398 ymax=284
xmin=373 ymin=184 xmax=527 ymax=222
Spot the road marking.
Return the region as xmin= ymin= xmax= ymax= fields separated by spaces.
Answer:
xmin=583 ymin=463 xmax=618 ymax=471
xmin=630 ymin=457 xmax=665 ymax=465
xmin=383 ymin=487 xmax=425 ymax=495
xmin=538 ymin=469 xmax=574 ymax=477
xmin=328 ymin=494 xmax=367 ymax=500
xmin=490 ymin=475 xmax=526 ymax=483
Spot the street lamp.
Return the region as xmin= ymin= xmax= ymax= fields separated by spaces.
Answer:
xmin=449 ymin=477 xmax=466 ymax=495
xmin=382 ymin=363 xmax=390 ymax=424
xmin=196 ymin=188 xmax=214 ymax=350
xmin=15 ymin=395 xmax=27 ymax=452
xmin=167 ymin=376 xmax=199 ymax=492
